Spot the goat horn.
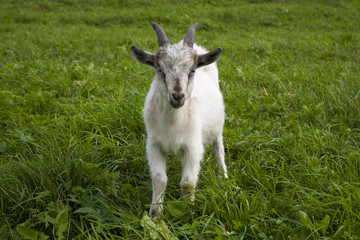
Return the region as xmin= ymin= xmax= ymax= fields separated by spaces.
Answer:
xmin=183 ymin=23 xmax=198 ymax=48
xmin=150 ymin=22 xmax=170 ymax=47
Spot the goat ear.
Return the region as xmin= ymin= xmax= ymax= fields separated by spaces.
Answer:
xmin=197 ymin=47 xmax=222 ymax=68
xmin=130 ymin=46 xmax=155 ymax=67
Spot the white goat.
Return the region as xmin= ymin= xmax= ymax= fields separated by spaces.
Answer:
xmin=130 ymin=22 xmax=227 ymax=218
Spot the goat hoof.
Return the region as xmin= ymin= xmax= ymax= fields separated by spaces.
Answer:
xmin=182 ymin=188 xmax=195 ymax=202
xmin=149 ymin=209 xmax=158 ymax=220
xmin=149 ymin=206 xmax=162 ymax=220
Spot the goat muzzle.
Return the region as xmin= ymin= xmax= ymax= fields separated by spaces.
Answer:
xmin=170 ymin=92 xmax=185 ymax=108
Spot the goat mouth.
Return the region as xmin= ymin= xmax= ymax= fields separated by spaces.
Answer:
xmin=170 ymin=100 xmax=185 ymax=109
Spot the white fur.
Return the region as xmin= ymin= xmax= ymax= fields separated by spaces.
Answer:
xmin=143 ymin=43 xmax=227 ymax=218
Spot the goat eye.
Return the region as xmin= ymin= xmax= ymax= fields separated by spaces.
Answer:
xmin=157 ymin=69 xmax=166 ymax=83
xmin=157 ymin=69 xmax=165 ymax=76
xmin=188 ymin=70 xmax=195 ymax=78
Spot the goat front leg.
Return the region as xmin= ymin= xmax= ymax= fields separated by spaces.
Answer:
xmin=147 ymin=142 xmax=168 ymax=219
xmin=212 ymin=135 xmax=228 ymax=179
xmin=180 ymin=144 xmax=204 ymax=201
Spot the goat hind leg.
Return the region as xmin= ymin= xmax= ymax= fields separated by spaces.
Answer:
xmin=212 ymin=135 xmax=228 ymax=178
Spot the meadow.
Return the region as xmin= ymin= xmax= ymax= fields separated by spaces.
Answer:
xmin=0 ymin=0 xmax=359 ymax=239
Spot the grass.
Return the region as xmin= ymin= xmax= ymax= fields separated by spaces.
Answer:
xmin=0 ymin=0 xmax=359 ymax=239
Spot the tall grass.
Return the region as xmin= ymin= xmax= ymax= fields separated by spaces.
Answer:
xmin=1 ymin=0 xmax=359 ymax=239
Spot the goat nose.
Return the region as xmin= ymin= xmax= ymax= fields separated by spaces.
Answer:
xmin=172 ymin=92 xmax=185 ymax=102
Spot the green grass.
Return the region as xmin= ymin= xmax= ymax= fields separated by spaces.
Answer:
xmin=1 ymin=0 xmax=359 ymax=239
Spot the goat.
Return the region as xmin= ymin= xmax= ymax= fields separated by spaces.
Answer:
xmin=130 ymin=22 xmax=227 ymax=219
